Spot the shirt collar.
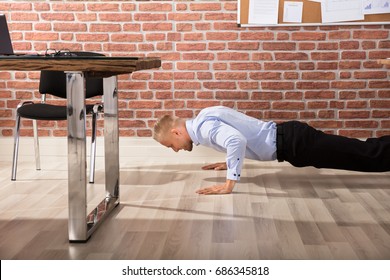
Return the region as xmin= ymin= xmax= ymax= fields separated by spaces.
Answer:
xmin=185 ymin=119 xmax=200 ymax=146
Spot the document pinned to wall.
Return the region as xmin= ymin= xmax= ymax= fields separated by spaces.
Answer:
xmin=363 ymin=0 xmax=390 ymax=15
xmin=283 ymin=1 xmax=304 ymax=23
xmin=321 ymin=0 xmax=364 ymax=23
xmin=248 ymin=0 xmax=280 ymax=25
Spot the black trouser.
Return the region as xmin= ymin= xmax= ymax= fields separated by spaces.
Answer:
xmin=276 ymin=121 xmax=390 ymax=172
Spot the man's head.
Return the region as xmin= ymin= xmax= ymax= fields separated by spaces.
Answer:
xmin=153 ymin=115 xmax=193 ymax=152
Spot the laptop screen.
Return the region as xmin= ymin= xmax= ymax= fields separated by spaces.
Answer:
xmin=0 ymin=14 xmax=14 ymax=55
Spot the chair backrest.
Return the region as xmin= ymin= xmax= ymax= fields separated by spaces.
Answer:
xmin=39 ymin=51 xmax=104 ymax=99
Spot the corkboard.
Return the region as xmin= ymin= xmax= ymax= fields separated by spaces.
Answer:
xmin=239 ymin=0 xmax=390 ymax=26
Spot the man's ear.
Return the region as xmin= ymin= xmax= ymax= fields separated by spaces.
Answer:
xmin=170 ymin=128 xmax=181 ymax=136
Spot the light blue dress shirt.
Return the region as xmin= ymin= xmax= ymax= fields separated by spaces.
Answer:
xmin=185 ymin=106 xmax=277 ymax=181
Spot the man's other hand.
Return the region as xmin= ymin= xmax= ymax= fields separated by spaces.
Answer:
xmin=196 ymin=179 xmax=236 ymax=195
xmin=201 ymin=162 xmax=227 ymax=170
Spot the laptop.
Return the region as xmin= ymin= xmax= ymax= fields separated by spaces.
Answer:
xmin=0 ymin=14 xmax=14 ymax=55
xmin=0 ymin=14 xmax=41 ymax=56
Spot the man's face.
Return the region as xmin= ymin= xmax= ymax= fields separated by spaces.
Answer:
xmin=160 ymin=129 xmax=193 ymax=153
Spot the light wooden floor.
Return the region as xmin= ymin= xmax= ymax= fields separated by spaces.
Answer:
xmin=0 ymin=139 xmax=390 ymax=260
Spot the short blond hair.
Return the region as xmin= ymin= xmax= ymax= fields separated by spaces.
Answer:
xmin=153 ymin=115 xmax=178 ymax=142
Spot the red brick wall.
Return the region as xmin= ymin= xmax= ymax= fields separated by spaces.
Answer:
xmin=1 ymin=1 xmax=390 ymax=138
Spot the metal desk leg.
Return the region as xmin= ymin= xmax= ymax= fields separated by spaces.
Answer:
xmin=67 ymin=73 xmax=119 ymax=242
xmin=102 ymin=76 xmax=120 ymax=200
xmin=84 ymin=76 xmax=120 ymax=239
xmin=67 ymin=72 xmax=88 ymax=242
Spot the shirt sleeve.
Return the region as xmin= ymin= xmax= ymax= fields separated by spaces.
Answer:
xmin=208 ymin=120 xmax=247 ymax=181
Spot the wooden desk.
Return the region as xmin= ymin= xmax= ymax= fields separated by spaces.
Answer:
xmin=0 ymin=55 xmax=161 ymax=242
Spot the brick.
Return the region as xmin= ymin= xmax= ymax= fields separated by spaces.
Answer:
xmin=149 ymin=82 xmax=172 ymax=90
xmin=339 ymin=61 xmax=361 ymax=69
xmin=177 ymin=43 xmax=206 ymax=51
xmin=184 ymin=33 xmax=204 ymax=41
xmin=252 ymin=53 xmax=273 ymax=60
xmin=311 ymin=52 xmax=339 ymax=60
xmin=304 ymin=91 xmax=335 ymax=99
xmin=128 ymin=101 xmax=162 ymax=109
xmin=216 ymin=72 xmax=247 ymax=80
xmin=99 ymin=13 xmax=132 ymax=22
xmin=204 ymin=82 xmax=236 ymax=90
xmin=339 ymin=111 xmax=370 ymax=119
xmin=353 ymin=30 xmax=389 ymax=39
xmin=302 ymin=72 xmax=335 ymax=80
xmin=340 ymin=41 xmax=359 ymax=50
xmin=339 ymin=130 xmax=373 ymax=138
xmin=298 ymin=42 xmax=315 ymax=50
xmin=190 ymin=3 xmax=221 ymax=11
xmin=139 ymin=3 xmax=172 ymax=12
xmin=250 ymin=72 xmax=282 ymax=80
xmin=346 ymin=100 xmax=368 ymax=110
xmin=207 ymin=32 xmax=238 ymax=41
xmin=177 ymin=62 xmax=209 ymax=70
xmin=204 ymin=13 xmax=236 ymax=21
xmin=341 ymin=51 xmax=366 ymax=60
xmin=164 ymin=100 xmax=185 ymax=109
xmin=309 ymin=121 xmax=343 ymax=128
xmin=329 ymin=31 xmax=351 ymax=39
xmin=239 ymin=82 xmax=259 ymax=90
xmin=228 ymin=42 xmax=259 ymax=50
xmin=369 ymin=81 xmax=390 ymax=88
xmin=318 ymin=110 xmax=335 ymax=119
xmin=229 ymin=63 xmax=260 ymax=71
xmin=263 ymin=42 xmax=296 ymax=50
xmin=292 ymin=32 xmax=326 ymax=41
xmin=285 ymin=91 xmax=303 ymax=100
xmin=252 ymin=92 xmax=282 ymax=100
xmin=370 ymin=100 xmax=390 ymax=108
xmin=262 ymin=82 xmax=294 ymax=90
xmin=197 ymin=91 xmax=214 ymax=99
xmin=240 ymin=32 xmax=275 ymax=40
xmin=182 ymin=53 xmax=214 ymax=60
xmin=216 ymin=91 xmax=248 ymax=99
xmin=299 ymin=62 xmax=315 ymax=70
xmin=134 ymin=13 xmax=167 ymax=22
xmin=317 ymin=62 xmax=338 ymax=70
xmin=275 ymin=52 xmax=308 ymax=60
xmin=174 ymin=81 xmax=201 ymax=90
xmin=237 ymin=102 xmax=270 ymax=110
xmin=354 ymin=71 xmax=387 ymax=79
xmin=308 ymin=101 xmax=328 ymax=109
xmin=318 ymin=42 xmax=339 ymax=50
xmin=169 ymin=13 xmax=202 ymax=21
xmin=187 ymin=100 xmax=220 ymax=108
xmin=264 ymin=62 xmax=296 ymax=70
xmin=331 ymin=81 xmax=366 ymax=89
xmin=218 ymin=52 xmax=250 ymax=60
xmin=174 ymin=72 xmax=195 ymax=80
xmin=142 ymin=23 xmax=172 ymax=32
xmin=297 ymin=82 xmax=330 ymax=90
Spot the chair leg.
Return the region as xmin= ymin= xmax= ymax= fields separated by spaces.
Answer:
xmin=89 ymin=111 xmax=98 ymax=184
xmin=11 ymin=114 xmax=21 ymax=181
xmin=33 ymin=120 xmax=41 ymax=170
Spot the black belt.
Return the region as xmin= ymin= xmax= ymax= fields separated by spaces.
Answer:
xmin=276 ymin=123 xmax=284 ymax=162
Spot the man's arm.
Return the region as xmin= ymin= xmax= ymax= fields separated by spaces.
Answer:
xmin=196 ymin=179 xmax=236 ymax=195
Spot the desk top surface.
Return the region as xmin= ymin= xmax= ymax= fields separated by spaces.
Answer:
xmin=0 ymin=55 xmax=161 ymax=77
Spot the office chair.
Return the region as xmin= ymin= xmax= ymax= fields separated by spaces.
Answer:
xmin=11 ymin=51 xmax=104 ymax=183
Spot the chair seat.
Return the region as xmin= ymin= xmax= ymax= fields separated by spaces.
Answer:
xmin=17 ymin=103 xmax=67 ymax=120
xmin=17 ymin=103 xmax=96 ymax=120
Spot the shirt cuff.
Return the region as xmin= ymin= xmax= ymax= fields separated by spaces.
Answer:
xmin=227 ymin=169 xmax=241 ymax=181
